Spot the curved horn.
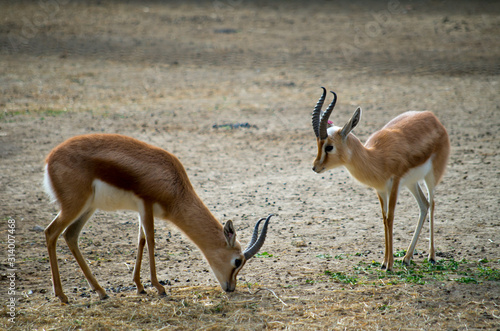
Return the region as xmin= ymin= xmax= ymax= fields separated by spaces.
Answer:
xmin=243 ymin=214 xmax=273 ymax=260
xmin=244 ymin=217 xmax=265 ymax=252
xmin=312 ymin=87 xmax=326 ymax=138
xmin=319 ymin=91 xmax=337 ymax=140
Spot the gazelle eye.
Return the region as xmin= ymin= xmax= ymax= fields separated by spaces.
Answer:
xmin=325 ymin=145 xmax=334 ymax=152
xmin=234 ymin=259 xmax=242 ymax=268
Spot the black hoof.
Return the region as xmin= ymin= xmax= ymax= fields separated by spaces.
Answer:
xmin=58 ymin=295 xmax=69 ymax=304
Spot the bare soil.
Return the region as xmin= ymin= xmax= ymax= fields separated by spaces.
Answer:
xmin=1 ymin=1 xmax=499 ymax=330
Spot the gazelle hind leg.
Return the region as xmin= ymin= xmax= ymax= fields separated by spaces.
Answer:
xmin=139 ymin=202 xmax=166 ymax=296
xmin=424 ymin=175 xmax=437 ymax=263
xmin=403 ymin=183 xmax=429 ymax=266
xmin=45 ymin=206 xmax=91 ymax=303
xmin=428 ymin=198 xmax=436 ymax=263
xmin=63 ymin=208 xmax=108 ymax=300
xmin=45 ymin=213 xmax=70 ymax=303
xmin=133 ymin=220 xmax=147 ymax=294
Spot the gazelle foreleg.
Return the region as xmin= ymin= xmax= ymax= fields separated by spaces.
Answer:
xmin=139 ymin=201 xmax=166 ymax=296
xmin=376 ymin=192 xmax=389 ymax=269
xmin=403 ymin=183 xmax=429 ymax=266
xmin=382 ymin=178 xmax=400 ymax=271
xmin=132 ymin=220 xmax=147 ymax=294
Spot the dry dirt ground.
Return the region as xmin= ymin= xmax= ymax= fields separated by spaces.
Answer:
xmin=1 ymin=0 xmax=499 ymax=330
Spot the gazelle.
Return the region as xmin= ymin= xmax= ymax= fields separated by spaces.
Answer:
xmin=44 ymin=134 xmax=273 ymax=303
xmin=311 ymin=88 xmax=450 ymax=271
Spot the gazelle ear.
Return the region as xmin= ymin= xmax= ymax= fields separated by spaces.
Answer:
xmin=340 ymin=107 xmax=362 ymax=139
xmin=223 ymin=220 xmax=237 ymax=247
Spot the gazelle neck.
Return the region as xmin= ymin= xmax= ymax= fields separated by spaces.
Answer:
xmin=168 ymin=194 xmax=227 ymax=252
xmin=343 ymin=135 xmax=387 ymax=190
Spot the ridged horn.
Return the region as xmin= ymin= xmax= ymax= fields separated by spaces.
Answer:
xmin=243 ymin=214 xmax=273 ymax=260
xmin=245 ymin=217 xmax=265 ymax=251
xmin=319 ymin=91 xmax=337 ymax=140
xmin=312 ymin=87 xmax=326 ymax=138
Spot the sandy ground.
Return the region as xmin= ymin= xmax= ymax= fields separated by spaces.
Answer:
xmin=0 ymin=0 xmax=499 ymax=329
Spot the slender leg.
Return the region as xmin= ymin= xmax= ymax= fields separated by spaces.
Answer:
xmin=424 ymin=175 xmax=437 ymax=263
xmin=377 ymin=192 xmax=389 ymax=269
xmin=45 ymin=206 xmax=89 ymax=303
xmin=133 ymin=220 xmax=147 ymax=294
xmin=403 ymin=183 xmax=429 ymax=266
xmin=45 ymin=213 xmax=71 ymax=303
xmin=428 ymin=199 xmax=436 ymax=263
xmin=63 ymin=208 xmax=108 ymax=300
xmin=385 ymin=178 xmax=400 ymax=271
xmin=139 ymin=201 xmax=166 ymax=296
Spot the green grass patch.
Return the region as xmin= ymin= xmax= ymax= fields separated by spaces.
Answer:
xmin=324 ymin=271 xmax=358 ymax=285
xmin=255 ymin=251 xmax=273 ymax=258
xmin=454 ymin=276 xmax=478 ymax=284
xmin=477 ymin=265 xmax=500 ymax=281
xmin=322 ymin=258 xmax=499 ymax=287
xmin=394 ymin=249 xmax=406 ymax=257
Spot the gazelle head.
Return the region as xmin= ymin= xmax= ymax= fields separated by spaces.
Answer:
xmin=209 ymin=214 xmax=272 ymax=292
xmin=311 ymin=87 xmax=361 ymax=173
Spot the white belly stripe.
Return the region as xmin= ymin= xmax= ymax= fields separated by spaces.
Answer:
xmin=400 ymin=157 xmax=433 ymax=188
xmin=92 ymin=179 xmax=141 ymax=212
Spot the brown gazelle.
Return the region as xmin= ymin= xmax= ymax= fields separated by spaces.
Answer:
xmin=311 ymin=88 xmax=449 ymax=271
xmin=44 ymin=134 xmax=272 ymax=303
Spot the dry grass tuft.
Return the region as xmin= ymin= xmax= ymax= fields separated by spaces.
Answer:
xmin=3 ymin=281 xmax=499 ymax=330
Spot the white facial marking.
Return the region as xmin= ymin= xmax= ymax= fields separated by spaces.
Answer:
xmin=327 ymin=125 xmax=342 ymax=136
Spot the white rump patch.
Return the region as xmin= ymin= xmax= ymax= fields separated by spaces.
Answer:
xmin=43 ymin=165 xmax=57 ymax=203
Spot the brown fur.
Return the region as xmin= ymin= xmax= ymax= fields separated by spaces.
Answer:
xmin=315 ymin=111 xmax=449 ymax=189
xmin=363 ymin=111 xmax=450 ymax=185
xmin=44 ymin=134 xmax=248 ymax=303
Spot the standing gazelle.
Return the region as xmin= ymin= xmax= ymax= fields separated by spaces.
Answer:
xmin=44 ymin=134 xmax=272 ymax=303
xmin=311 ymin=88 xmax=449 ymax=271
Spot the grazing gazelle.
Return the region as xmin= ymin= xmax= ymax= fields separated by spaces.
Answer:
xmin=311 ymin=88 xmax=450 ymax=271
xmin=44 ymin=134 xmax=272 ymax=303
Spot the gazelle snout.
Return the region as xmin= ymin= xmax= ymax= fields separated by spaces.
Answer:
xmin=312 ymin=164 xmax=325 ymax=173
xmin=312 ymin=152 xmax=327 ymax=173
xmin=224 ymin=282 xmax=236 ymax=292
